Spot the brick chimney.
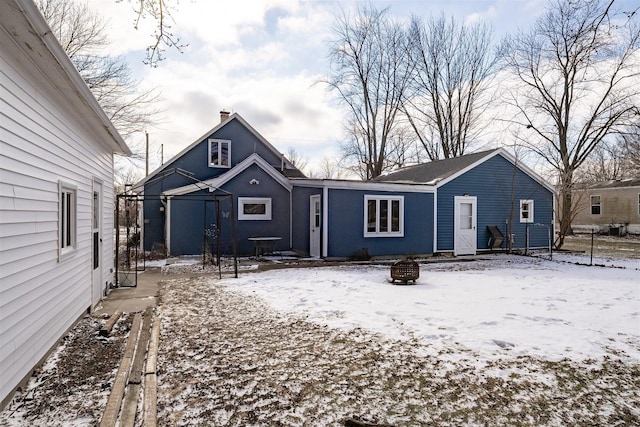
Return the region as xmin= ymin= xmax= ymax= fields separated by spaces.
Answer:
xmin=220 ymin=110 xmax=230 ymax=123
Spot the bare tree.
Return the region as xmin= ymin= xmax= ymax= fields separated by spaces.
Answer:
xmin=285 ymin=147 xmax=309 ymax=175
xmin=38 ymin=0 xmax=161 ymax=145
xmin=405 ymin=15 xmax=499 ymax=160
xmin=309 ymin=156 xmax=347 ymax=180
xmin=502 ymin=0 xmax=640 ymax=248
xmin=620 ymin=123 xmax=640 ymax=175
xmin=324 ymin=5 xmax=414 ymax=180
xmin=122 ymin=0 xmax=187 ymax=66
xmin=574 ymin=142 xmax=629 ymax=182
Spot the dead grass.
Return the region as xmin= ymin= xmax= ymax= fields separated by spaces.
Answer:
xmin=562 ymin=234 xmax=640 ymax=259
xmin=2 ymin=267 xmax=638 ymax=426
xmin=155 ymin=276 xmax=640 ymax=426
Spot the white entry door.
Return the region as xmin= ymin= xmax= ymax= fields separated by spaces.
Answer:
xmin=454 ymin=196 xmax=477 ymax=256
xmin=91 ymin=180 xmax=103 ymax=307
xmin=309 ymin=195 xmax=321 ymax=257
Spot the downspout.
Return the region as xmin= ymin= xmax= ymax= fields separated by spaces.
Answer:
xmin=289 ymin=188 xmax=293 ymax=250
xmin=433 ymin=189 xmax=438 ymax=253
xmin=322 ymin=184 xmax=329 ymax=258
xmin=164 ymin=196 xmax=171 ymax=255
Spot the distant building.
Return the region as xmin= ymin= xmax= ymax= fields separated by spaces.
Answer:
xmin=571 ymin=178 xmax=640 ymax=235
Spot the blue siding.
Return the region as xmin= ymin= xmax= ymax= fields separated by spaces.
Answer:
xmin=157 ymin=117 xmax=285 ymax=184
xmin=291 ymin=186 xmax=322 ymax=255
xmin=142 ymin=117 xmax=287 ymax=252
xmin=436 ymin=154 xmax=554 ymax=251
xmin=221 ymin=165 xmax=291 ymax=256
xmin=169 ymin=189 xmax=232 ymax=256
xmin=327 ymin=189 xmax=434 ymax=258
xmin=167 ymin=164 xmax=291 ymax=256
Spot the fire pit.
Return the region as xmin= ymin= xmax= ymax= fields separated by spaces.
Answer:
xmin=390 ymin=260 xmax=419 ymax=284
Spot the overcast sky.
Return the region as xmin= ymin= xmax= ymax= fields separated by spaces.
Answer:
xmin=85 ymin=0 xmax=625 ymax=176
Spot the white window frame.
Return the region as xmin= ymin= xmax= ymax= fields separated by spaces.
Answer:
xmin=59 ymin=181 xmax=77 ymax=260
xmin=363 ymin=195 xmax=404 ymax=237
xmin=238 ymin=197 xmax=272 ymax=221
xmin=519 ymin=199 xmax=534 ymax=223
xmin=590 ymin=195 xmax=601 ymax=216
xmin=208 ymin=138 xmax=231 ymax=168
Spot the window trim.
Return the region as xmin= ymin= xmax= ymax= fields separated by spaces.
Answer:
xmin=363 ymin=195 xmax=404 ymax=237
xmin=238 ymin=197 xmax=272 ymax=221
xmin=519 ymin=199 xmax=534 ymax=223
xmin=590 ymin=194 xmax=601 ymax=216
xmin=208 ymin=138 xmax=231 ymax=168
xmin=59 ymin=181 xmax=77 ymax=260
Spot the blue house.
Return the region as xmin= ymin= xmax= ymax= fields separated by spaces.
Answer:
xmin=135 ymin=112 xmax=555 ymax=259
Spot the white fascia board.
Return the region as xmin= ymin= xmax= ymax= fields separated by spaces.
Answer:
xmin=135 ymin=113 xmax=294 ymax=189
xmin=494 ymin=149 xmax=556 ymax=194
xmin=433 ymin=150 xmax=501 ymax=189
xmin=434 ymin=148 xmax=555 ymax=194
xmin=163 ymin=153 xmax=292 ymax=196
xmin=12 ymin=0 xmax=130 ymax=156
xmin=291 ymin=178 xmax=435 ymax=193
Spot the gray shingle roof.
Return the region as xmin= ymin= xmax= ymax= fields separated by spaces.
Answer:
xmin=584 ymin=177 xmax=640 ymax=189
xmin=374 ymin=149 xmax=500 ymax=184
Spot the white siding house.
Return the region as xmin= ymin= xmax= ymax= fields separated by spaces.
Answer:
xmin=0 ymin=0 xmax=131 ymax=408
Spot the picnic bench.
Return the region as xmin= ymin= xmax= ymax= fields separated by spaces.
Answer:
xmin=248 ymin=236 xmax=282 ymax=258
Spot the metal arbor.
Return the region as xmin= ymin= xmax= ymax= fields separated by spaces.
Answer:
xmin=114 ymin=169 xmax=238 ymax=287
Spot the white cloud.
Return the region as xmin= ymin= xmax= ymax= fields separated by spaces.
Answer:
xmin=86 ymin=0 xmax=558 ymax=176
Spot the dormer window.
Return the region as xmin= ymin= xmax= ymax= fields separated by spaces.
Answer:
xmin=209 ymin=139 xmax=230 ymax=168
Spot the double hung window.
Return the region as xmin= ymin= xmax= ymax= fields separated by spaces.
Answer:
xmin=520 ymin=199 xmax=534 ymax=223
xmin=59 ymin=182 xmax=77 ymax=259
xmin=590 ymin=195 xmax=601 ymax=215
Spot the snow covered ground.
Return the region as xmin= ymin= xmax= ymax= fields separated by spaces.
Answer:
xmin=221 ymin=255 xmax=639 ymax=363
xmin=2 ymin=253 xmax=638 ymax=426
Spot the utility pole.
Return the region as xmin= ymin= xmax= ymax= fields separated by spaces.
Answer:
xmin=145 ymin=131 xmax=149 ymax=176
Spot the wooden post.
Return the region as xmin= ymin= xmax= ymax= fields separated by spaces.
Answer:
xmin=145 ymin=132 xmax=149 ymax=177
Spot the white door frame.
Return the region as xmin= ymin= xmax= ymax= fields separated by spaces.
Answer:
xmin=309 ymin=195 xmax=321 ymax=257
xmin=454 ymin=196 xmax=477 ymax=256
xmin=91 ymin=179 xmax=103 ymax=307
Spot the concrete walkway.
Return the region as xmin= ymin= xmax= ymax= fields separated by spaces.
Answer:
xmin=94 ymin=268 xmax=165 ymax=316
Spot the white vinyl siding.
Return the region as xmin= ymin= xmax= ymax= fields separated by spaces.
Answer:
xmin=0 ymin=33 xmax=117 ymax=405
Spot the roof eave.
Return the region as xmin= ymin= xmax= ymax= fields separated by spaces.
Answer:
xmin=14 ymin=0 xmax=131 ymax=156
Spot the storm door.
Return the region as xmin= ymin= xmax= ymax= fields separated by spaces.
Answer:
xmin=309 ymin=195 xmax=321 ymax=257
xmin=454 ymin=196 xmax=477 ymax=256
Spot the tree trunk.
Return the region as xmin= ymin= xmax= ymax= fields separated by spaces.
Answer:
xmin=556 ymin=170 xmax=575 ymax=249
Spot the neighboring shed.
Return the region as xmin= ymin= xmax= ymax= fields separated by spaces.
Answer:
xmin=571 ymin=178 xmax=640 ymax=235
xmin=0 ymin=0 xmax=130 ymax=408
